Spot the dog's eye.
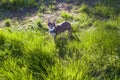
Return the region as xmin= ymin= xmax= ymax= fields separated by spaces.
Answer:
xmin=52 ymin=23 xmax=55 ymax=26
xmin=48 ymin=24 xmax=51 ymax=27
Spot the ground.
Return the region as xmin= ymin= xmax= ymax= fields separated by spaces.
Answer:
xmin=0 ymin=1 xmax=93 ymax=29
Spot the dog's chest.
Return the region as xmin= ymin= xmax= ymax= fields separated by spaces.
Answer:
xmin=49 ymin=27 xmax=56 ymax=36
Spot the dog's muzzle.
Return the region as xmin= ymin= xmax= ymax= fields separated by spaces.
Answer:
xmin=49 ymin=27 xmax=56 ymax=37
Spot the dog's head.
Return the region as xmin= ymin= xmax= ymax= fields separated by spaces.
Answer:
xmin=48 ymin=18 xmax=56 ymax=29
xmin=48 ymin=22 xmax=55 ymax=29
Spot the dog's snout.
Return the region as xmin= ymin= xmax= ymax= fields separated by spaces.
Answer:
xmin=48 ymin=23 xmax=52 ymax=28
xmin=48 ymin=23 xmax=56 ymax=29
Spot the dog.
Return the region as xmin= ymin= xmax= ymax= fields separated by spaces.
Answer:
xmin=48 ymin=18 xmax=72 ymax=40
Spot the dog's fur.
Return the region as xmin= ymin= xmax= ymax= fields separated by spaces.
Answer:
xmin=48 ymin=20 xmax=72 ymax=40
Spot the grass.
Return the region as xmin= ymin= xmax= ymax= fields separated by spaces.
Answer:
xmin=0 ymin=0 xmax=120 ymax=80
xmin=61 ymin=11 xmax=73 ymax=20
xmin=0 ymin=0 xmax=36 ymax=10
xmin=78 ymin=4 xmax=88 ymax=12
xmin=0 ymin=0 xmax=56 ymax=11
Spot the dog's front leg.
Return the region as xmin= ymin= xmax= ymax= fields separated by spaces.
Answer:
xmin=54 ymin=34 xmax=57 ymax=41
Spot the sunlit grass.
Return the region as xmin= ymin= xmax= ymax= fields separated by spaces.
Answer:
xmin=0 ymin=0 xmax=120 ymax=80
xmin=61 ymin=11 xmax=73 ymax=20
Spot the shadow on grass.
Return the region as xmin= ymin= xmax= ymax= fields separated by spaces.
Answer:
xmin=0 ymin=0 xmax=98 ymax=21
xmin=86 ymin=0 xmax=120 ymax=19
xmin=25 ymin=48 xmax=54 ymax=79
xmin=55 ymin=37 xmax=68 ymax=58
xmin=0 ymin=6 xmax=38 ymax=21
xmin=54 ymin=33 xmax=80 ymax=58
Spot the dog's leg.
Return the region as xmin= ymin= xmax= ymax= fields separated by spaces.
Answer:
xmin=69 ymin=28 xmax=72 ymax=36
xmin=68 ymin=28 xmax=72 ymax=39
xmin=54 ymin=34 xmax=57 ymax=41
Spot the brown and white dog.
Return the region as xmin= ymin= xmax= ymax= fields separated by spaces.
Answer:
xmin=48 ymin=19 xmax=72 ymax=40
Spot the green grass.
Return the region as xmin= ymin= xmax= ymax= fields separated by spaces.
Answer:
xmin=61 ymin=11 xmax=73 ymax=20
xmin=0 ymin=19 xmax=120 ymax=79
xmin=0 ymin=0 xmax=36 ymax=10
xmin=0 ymin=0 xmax=120 ymax=80
xmin=0 ymin=0 xmax=56 ymax=11
xmin=0 ymin=29 xmax=56 ymax=79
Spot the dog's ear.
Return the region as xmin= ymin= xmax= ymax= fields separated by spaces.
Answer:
xmin=48 ymin=15 xmax=54 ymax=23
xmin=53 ymin=19 xmax=57 ymax=23
xmin=52 ymin=23 xmax=56 ymax=27
xmin=48 ymin=18 xmax=51 ymax=23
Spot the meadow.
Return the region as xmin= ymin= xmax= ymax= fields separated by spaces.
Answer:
xmin=0 ymin=0 xmax=120 ymax=80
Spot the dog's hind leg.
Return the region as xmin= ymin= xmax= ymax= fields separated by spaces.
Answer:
xmin=69 ymin=28 xmax=72 ymax=36
xmin=68 ymin=28 xmax=72 ymax=39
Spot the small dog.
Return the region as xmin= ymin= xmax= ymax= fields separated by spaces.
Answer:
xmin=48 ymin=18 xmax=72 ymax=40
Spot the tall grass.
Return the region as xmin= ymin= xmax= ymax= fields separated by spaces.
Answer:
xmin=0 ymin=29 xmax=56 ymax=79
xmin=1 ymin=20 xmax=120 ymax=79
xmin=78 ymin=0 xmax=120 ymax=19
xmin=0 ymin=0 xmax=120 ymax=80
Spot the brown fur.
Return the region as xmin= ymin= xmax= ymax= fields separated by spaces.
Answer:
xmin=48 ymin=21 xmax=72 ymax=39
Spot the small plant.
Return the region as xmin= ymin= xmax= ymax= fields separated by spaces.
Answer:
xmin=78 ymin=4 xmax=88 ymax=12
xmin=4 ymin=19 xmax=11 ymax=27
xmin=38 ymin=3 xmax=46 ymax=13
xmin=49 ymin=5 xmax=56 ymax=11
xmin=61 ymin=11 xmax=73 ymax=20
xmin=36 ymin=19 xmax=42 ymax=28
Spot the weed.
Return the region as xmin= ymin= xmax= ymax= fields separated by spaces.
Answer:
xmin=78 ymin=4 xmax=88 ymax=12
xmin=36 ymin=19 xmax=42 ymax=28
xmin=4 ymin=19 xmax=11 ymax=27
xmin=61 ymin=11 xmax=73 ymax=20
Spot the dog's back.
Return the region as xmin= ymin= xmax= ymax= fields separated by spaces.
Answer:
xmin=55 ymin=21 xmax=72 ymax=34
